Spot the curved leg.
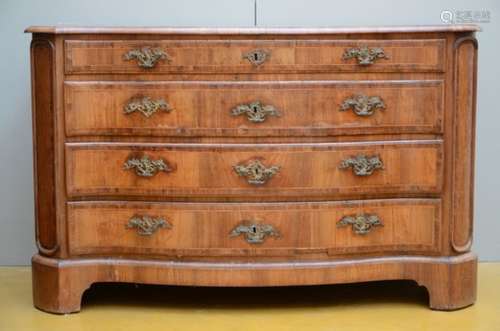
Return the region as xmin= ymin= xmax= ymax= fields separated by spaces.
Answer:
xmin=32 ymin=255 xmax=91 ymax=314
xmin=414 ymin=253 xmax=477 ymax=310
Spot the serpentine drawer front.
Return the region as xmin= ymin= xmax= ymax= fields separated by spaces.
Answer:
xmin=64 ymin=39 xmax=446 ymax=74
xmin=28 ymin=25 xmax=478 ymax=313
xmin=64 ymin=80 xmax=444 ymax=137
xmin=66 ymin=199 xmax=441 ymax=257
xmin=65 ymin=141 xmax=443 ymax=198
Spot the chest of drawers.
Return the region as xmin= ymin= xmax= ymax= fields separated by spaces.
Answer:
xmin=27 ymin=25 xmax=478 ymax=313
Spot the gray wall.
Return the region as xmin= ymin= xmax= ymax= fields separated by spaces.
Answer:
xmin=0 ymin=0 xmax=498 ymax=265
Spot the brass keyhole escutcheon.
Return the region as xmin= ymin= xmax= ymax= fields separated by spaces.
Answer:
xmin=243 ymin=49 xmax=270 ymax=66
xmin=230 ymin=221 xmax=281 ymax=244
xmin=233 ymin=159 xmax=281 ymax=185
xmin=231 ymin=101 xmax=281 ymax=123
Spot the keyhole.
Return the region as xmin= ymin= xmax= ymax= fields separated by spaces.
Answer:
xmin=251 ymin=105 xmax=259 ymax=114
xmin=252 ymin=167 xmax=262 ymax=177
xmin=250 ymin=225 xmax=257 ymax=233
xmin=253 ymin=53 xmax=259 ymax=61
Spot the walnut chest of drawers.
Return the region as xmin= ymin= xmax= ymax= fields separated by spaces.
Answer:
xmin=27 ymin=25 xmax=479 ymax=313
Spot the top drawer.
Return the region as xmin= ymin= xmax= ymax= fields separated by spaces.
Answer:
xmin=64 ymin=39 xmax=446 ymax=74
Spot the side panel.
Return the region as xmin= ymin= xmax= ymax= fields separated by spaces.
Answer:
xmin=451 ymin=35 xmax=478 ymax=252
xmin=31 ymin=36 xmax=58 ymax=255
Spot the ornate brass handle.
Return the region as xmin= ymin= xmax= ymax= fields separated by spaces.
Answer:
xmin=243 ymin=49 xmax=270 ymax=66
xmin=123 ymin=47 xmax=171 ymax=68
xmin=339 ymin=154 xmax=384 ymax=176
xmin=127 ymin=215 xmax=172 ymax=236
xmin=340 ymin=94 xmax=385 ymax=116
xmin=342 ymin=46 xmax=388 ymax=65
xmin=230 ymin=221 xmax=280 ymax=244
xmin=231 ymin=101 xmax=281 ymax=123
xmin=123 ymin=155 xmax=172 ymax=177
xmin=337 ymin=214 xmax=383 ymax=235
xmin=233 ymin=159 xmax=280 ymax=185
xmin=124 ymin=96 xmax=173 ymax=118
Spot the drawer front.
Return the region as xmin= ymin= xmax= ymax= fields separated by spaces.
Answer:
xmin=65 ymin=141 xmax=443 ymax=198
xmin=65 ymin=39 xmax=446 ymax=74
xmin=65 ymin=80 xmax=444 ymax=137
xmin=66 ymin=199 xmax=441 ymax=256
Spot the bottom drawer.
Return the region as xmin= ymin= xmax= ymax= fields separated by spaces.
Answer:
xmin=67 ymin=199 xmax=440 ymax=257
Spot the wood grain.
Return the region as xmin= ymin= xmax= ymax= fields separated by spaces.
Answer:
xmin=26 ymin=25 xmax=480 ymax=34
xmin=27 ymin=27 xmax=479 ymax=313
xmin=32 ymin=252 xmax=477 ymax=313
xmin=30 ymin=37 xmax=58 ymax=256
xmin=65 ymin=141 xmax=443 ymax=198
xmin=64 ymin=39 xmax=446 ymax=74
xmin=451 ymin=36 xmax=478 ymax=252
xmin=66 ymin=199 xmax=440 ymax=257
xmin=64 ymin=80 xmax=444 ymax=137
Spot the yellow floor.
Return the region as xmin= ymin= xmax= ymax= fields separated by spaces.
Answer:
xmin=0 ymin=264 xmax=499 ymax=331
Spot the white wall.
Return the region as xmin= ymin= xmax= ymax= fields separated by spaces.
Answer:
xmin=0 ymin=0 xmax=498 ymax=264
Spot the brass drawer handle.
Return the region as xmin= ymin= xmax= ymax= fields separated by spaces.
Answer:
xmin=123 ymin=47 xmax=171 ymax=68
xmin=337 ymin=214 xmax=383 ymax=235
xmin=243 ymin=49 xmax=270 ymax=66
xmin=342 ymin=46 xmax=388 ymax=65
xmin=231 ymin=101 xmax=281 ymax=123
xmin=340 ymin=94 xmax=385 ymax=116
xmin=230 ymin=221 xmax=280 ymax=244
xmin=127 ymin=215 xmax=172 ymax=236
xmin=124 ymin=96 xmax=173 ymax=118
xmin=123 ymin=155 xmax=172 ymax=177
xmin=233 ymin=159 xmax=280 ymax=185
xmin=339 ymin=154 xmax=383 ymax=176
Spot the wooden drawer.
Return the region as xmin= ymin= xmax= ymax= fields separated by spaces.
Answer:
xmin=64 ymin=39 xmax=446 ymax=74
xmin=66 ymin=199 xmax=441 ymax=256
xmin=65 ymin=141 xmax=443 ymax=199
xmin=64 ymin=80 xmax=444 ymax=137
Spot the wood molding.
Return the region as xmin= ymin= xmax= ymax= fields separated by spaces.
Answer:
xmin=30 ymin=37 xmax=59 ymax=256
xmin=25 ymin=25 xmax=481 ymax=35
xmin=32 ymin=252 xmax=477 ymax=313
xmin=451 ymin=35 xmax=478 ymax=253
